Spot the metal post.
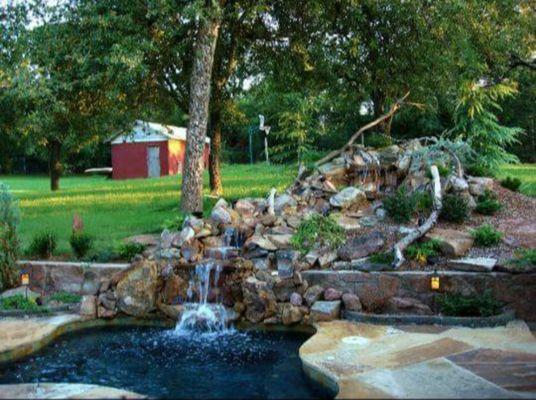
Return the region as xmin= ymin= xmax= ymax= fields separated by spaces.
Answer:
xmin=264 ymin=134 xmax=269 ymax=164
xmin=248 ymin=126 xmax=253 ymax=164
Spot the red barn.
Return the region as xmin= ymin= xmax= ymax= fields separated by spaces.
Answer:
xmin=110 ymin=120 xmax=210 ymax=180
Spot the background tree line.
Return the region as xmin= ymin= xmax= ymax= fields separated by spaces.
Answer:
xmin=0 ymin=1 xmax=534 ymax=197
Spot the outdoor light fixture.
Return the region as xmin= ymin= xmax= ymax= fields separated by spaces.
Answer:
xmin=430 ymin=271 xmax=440 ymax=290
xmin=20 ymin=272 xmax=30 ymax=299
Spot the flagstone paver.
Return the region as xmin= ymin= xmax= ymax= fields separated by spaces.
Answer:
xmin=0 ymin=383 xmax=144 ymax=399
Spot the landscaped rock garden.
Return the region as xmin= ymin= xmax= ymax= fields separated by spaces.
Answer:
xmin=85 ymin=137 xmax=535 ymax=326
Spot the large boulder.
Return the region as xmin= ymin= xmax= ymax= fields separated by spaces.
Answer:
xmin=115 ymin=260 xmax=159 ymax=317
xmin=329 ymin=187 xmax=367 ymax=210
xmin=468 ymin=177 xmax=494 ymax=197
xmin=281 ymin=303 xmax=303 ymax=325
xmin=385 ymin=297 xmax=432 ymax=315
xmin=425 ymin=228 xmax=474 ymax=257
xmin=242 ymin=276 xmax=277 ymax=323
xmin=342 ymin=293 xmax=362 ymax=312
xmin=337 ymin=231 xmax=385 ymax=261
xmin=211 ymin=206 xmax=232 ymax=225
xmin=274 ymin=194 xmax=297 ymax=214
xmin=304 ymin=285 xmax=324 ymax=307
xmin=318 ymin=158 xmax=347 ymax=186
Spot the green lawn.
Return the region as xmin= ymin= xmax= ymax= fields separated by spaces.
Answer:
xmin=1 ymin=164 xmax=295 ymax=256
xmin=1 ymin=163 xmax=534 ymax=258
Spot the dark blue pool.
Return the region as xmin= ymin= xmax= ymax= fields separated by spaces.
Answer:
xmin=0 ymin=326 xmax=334 ymax=399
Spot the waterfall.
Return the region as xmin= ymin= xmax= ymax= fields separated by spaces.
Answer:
xmin=175 ymin=261 xmax=230 ymax=334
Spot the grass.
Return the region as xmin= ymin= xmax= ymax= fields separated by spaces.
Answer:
xmin=1 ymin=162 xmax=533 ymax=258
xmin=1 ymin=164 xmax=295 ymax=255
xmin=496 ymin=164 xmax=536 ymax=196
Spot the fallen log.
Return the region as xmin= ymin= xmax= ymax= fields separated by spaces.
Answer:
xmin=392 ymin=165 xmax=442 ymax=268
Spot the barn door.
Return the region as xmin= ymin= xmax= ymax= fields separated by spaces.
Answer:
xmin=147 ymin=146 xmax=161 ymax=178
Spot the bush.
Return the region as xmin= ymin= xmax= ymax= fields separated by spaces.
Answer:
xmin=507 ymin=249 xmax=536 ymax=268
xmin=440 ymin=193 xmax=469 ymax=223
xmin=29 ymin=230 xmax=57 ymax=259
xmin=162 ymin=214 xmax=186 ymax=231
xmin=365 ymin=133 xmax=392 ymax=148
xmin=291 ymin=214 xmax=345 ymax=255
xmin=383 ymin=187 xmax=418 ymax=223
xmin=0 ymin=295 xmax=44 ymax=312
xmin=471 ymin=224 xmax=502 ymax=247
xmin=118 ymin=242 xmax=146 ymax=261
xmin=48 ymin=291 xmax=81 ymax=304
xmin=500 ymin=176 xmax=522 ymax=192
xmin=405 ymin=239 xmax=442 ymax=264
xmin=69 ymin=232 xmax=93 ymax=259
xmin=466 ymin=164 xmax=495 ymax=178
xmin=437 ymin=290 xmax=502 ymax=317
xmin=0 ymin=184 xmax=20 ymax=291
xmin=368 ymin=252 xmax=394 ymax=265
xmin=475 ymin=189 xmax=501 ymax=215
xmin=415 ymin=191 xmax=433 ymax=215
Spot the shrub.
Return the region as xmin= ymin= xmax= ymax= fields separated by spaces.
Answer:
xmin=29 ymin=230 xmax=57 ymax=259
xmin=0 ymin=295 xmax=44 ymax=312
xmin=466 ymin=163 xmax=495 ymax=178
xmin=162 ymin=214 xmax=186 ymax=231
xmin=440 ymin=193 xmax=469 ymax=223
xmin=475 ymin=189 xmax=502 ymax=215
xmin=500 ymin=176 xmax=522 ymax=192
xmin=507 ymin=249 xmax=536 ymax=268
xmin=415 ymin=191 xmax=433 ymax=215
xmin=0 ymin=184 xmax=20 ymax=291
xmin=405 ymin=239 xmax=442 ymax=264
xmin=365 ymin=133 xmax=392 ymax=149
xmin=69 ymin=232 xmax=93 ymax=259
xmin=437 ymin=290 xmax=502 ymax=317
xmin=368 ymin=252 xmax=394 ymax=265
xmin=471 ymin=224 xmax=502 ymax=247
xmin=383 ymin=187 xmax=418 ymax=223
xmin=118 ymin=242 xmax=146 ymax=261
xmin=291 ymin=214 xmax=345 ymax=255
xmin=426 ymin=164 xmax=450 ymax=178
xmin=48 ymin=291 xmax=81 ymax=304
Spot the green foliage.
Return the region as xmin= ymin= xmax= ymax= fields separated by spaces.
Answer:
xmin=162 ymin=214 xmax=186 ymax=231
xmin=406 ymin=239 xmax=442 ymax=263
xmin=415 ymin=191 xmax=433 ymax=214
xmin=507 ymin=249 xmax=536 ymax=268
xmin=368 ymin=252 xmax=394 ymax=265
xmin=452 ymin=81 xmax=522 ymax=172
xmin=118 ymin=242 xmax=146 ymax=261
xmin=69 ymin=232 xmax=93 ymax=259
xmin=0 ymin=184 xmax=20 ymax=291
xmin=500 ymin=176 xmax=521 ymax=192
xmin=48 ymin=291 xmax=81 ymax=304
xmin=291 ymin=214 xmax=345 ymax=255
xmin=440 ymin=193 xmax=469 ymax=223
xmin=0 ymin=295 xmax=44 ymax=312
xmin=29 ymin=230 xmax=57 ymax=259
xmin=471 ymin=224 xmax=502 ymax=247
xmin=425 ymin=164 xmax=451 ymax=179
xmin=365 ymin=133 xmax=392 ymax=149
xmin=383 ymin=187 xmax=418 ymax=223
xmin=466 ymin=164 xmax=495 ymax=178
xmin=475 ymin=189 xmax=501 ymax=215
xmin=437 ymin=290 xmax=502 ymax=317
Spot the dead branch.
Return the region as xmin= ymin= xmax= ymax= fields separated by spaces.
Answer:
xmin=392 ymin=165 xmax=442 ymax=268
xmin=314 ymin=92 xmax=410 ymax=168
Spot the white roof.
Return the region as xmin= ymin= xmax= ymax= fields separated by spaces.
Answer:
xmin=110 ymin=120 xmax=210 ymax=144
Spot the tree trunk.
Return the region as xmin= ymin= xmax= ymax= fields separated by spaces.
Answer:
xmin=209 ymin=111 xmax=223 ymax=196
xmin=49 ymin=140 xmax=62 ymax=191
xmin=181 ymin=7 xmax=222 ymax=213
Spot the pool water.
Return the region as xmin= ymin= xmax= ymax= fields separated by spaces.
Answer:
xmin=0 ymin=327 xmax=334 ymax=399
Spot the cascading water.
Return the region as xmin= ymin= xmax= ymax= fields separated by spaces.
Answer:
xmin=175 ymin=261 xmax=231 ymax=334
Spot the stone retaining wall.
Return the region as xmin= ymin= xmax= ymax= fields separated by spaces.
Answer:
xmin=302 ymin=270 xmax=536 ymax=322
xmin=17 ymin=261 xmax=129 ymax=295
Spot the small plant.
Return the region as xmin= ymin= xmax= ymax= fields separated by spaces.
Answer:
xmin=291 ymin=214 xmax=345 ymax=255
xmin=383 ymin=187 xmax=418 ymax=223
xmin=29 ymin=230 xmax=57 ymax=259
xmin=0 ymin=183 xmax=20 ymax=291
xmin=475 ymin=189 xmax=501 ymax=215
xmin=48 ymin=291 xmax=81 ymax=304
xmin=507 ymin=248 xmax=536 ymax=268
xmin=437 ymin=290 xmax=502 ymax=317
xmin=0 ymin=295 xmax=44 ymax=312
xmin=369 ymin=252 xmax=394 ymax=265
xmin=69 ymin=232 xmax=93 ymax=259
xmin=118 ymin=242 xmax=146 ymax=261
xmin=440 ymin=193 xmax=469 ymax=223
xmin=414 ymin=191 xmax=433 ymax=215
xmin=162 ymin=214 xmax=186 ymax=231
xmin=471 ymin=224 xmax=502 ymax=247
xmin=500 ymin=176 xmax=522 ymax=192
xmin=405 ymin=239 xmax=442 ymax=264
xmin=466 ymin=163 xmax=494 ymax=178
